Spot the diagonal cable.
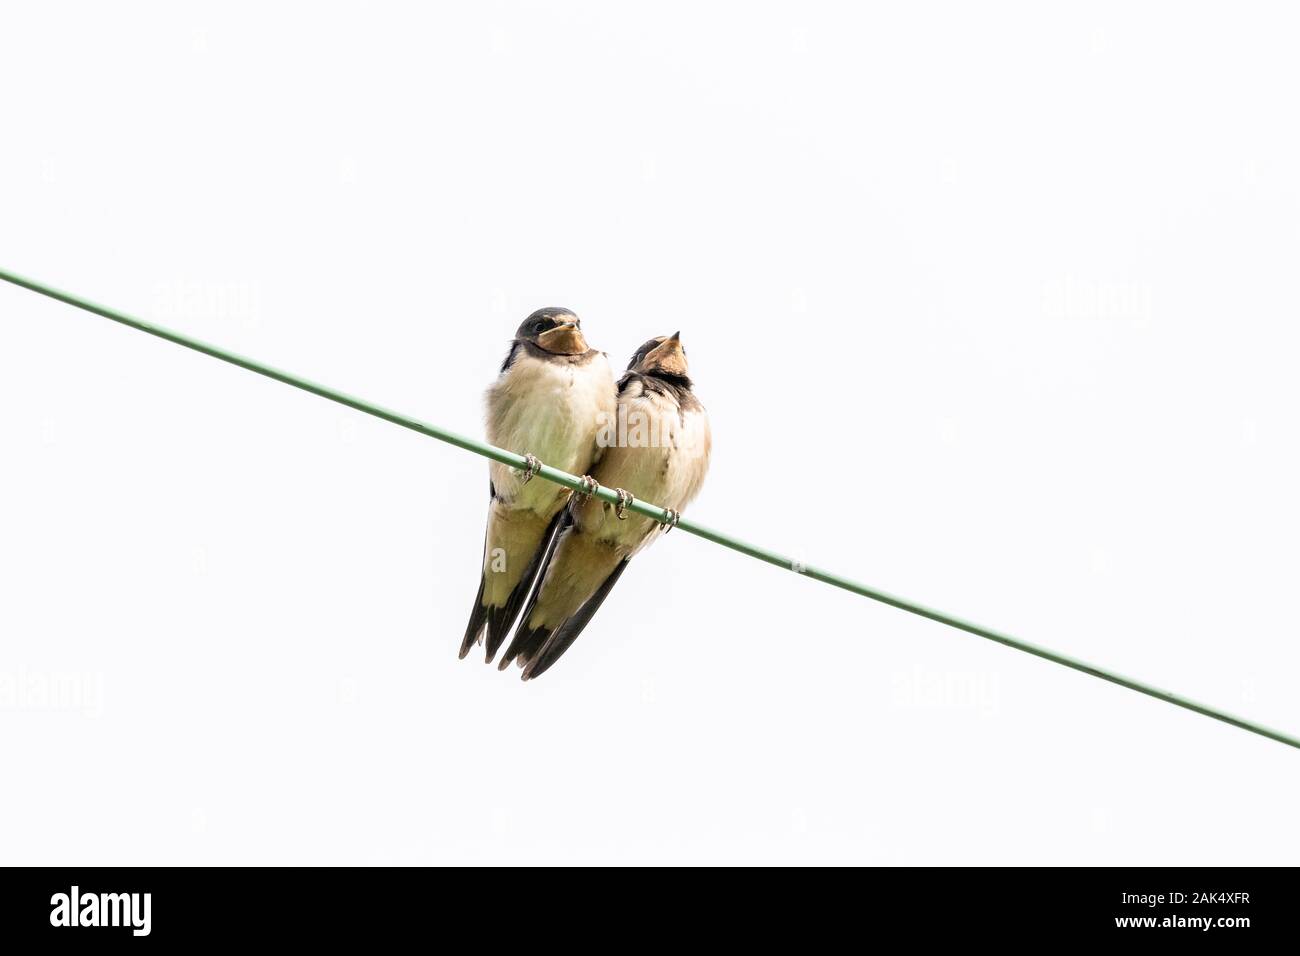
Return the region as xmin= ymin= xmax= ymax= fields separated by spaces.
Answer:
xmin=2 ymin=266 xmax=1296 ymax=751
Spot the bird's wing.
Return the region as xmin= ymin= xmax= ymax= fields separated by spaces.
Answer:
xmin=497 ymin=508 xmax=572 ymax=669
xmin=459 ymin=499 xmax=565 ymax=662
xmin=498 ymin=511 xmax=626 ymax=676
xmin=521 ymin=558 xmax=631 ymax=680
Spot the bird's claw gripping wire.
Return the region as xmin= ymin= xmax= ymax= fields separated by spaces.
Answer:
xmin=613 ymin=488 xmax=634 ymax=520
xmin=515 ymin=453 xmax=541 ymax=484
xmin=575 ymin=474 xmax=600 ymax=500
xmin=660 ymin=508 xmax=681 ymax=533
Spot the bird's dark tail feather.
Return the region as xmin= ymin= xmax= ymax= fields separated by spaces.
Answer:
xmin=482 ymin=509 xmax=565 ymax=663
xmin=458 ymin=497 xmax=495 ymax=659
xmin=497 ymin=510 xmax=573 ymax=670
xmin=521 ymin=559 xmax=631 ymax=681
xmin=501 ymin=623 xmax=552 ymax=673
xmin=458 ymin=571 xmax=489 ymax=659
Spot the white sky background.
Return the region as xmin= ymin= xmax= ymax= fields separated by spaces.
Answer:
xmin=2 ymin=2 xmax=1298 ymax=865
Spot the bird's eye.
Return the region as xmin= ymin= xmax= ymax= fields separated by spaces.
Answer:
xmin=533 ymin=321 xmax=546 ymax=333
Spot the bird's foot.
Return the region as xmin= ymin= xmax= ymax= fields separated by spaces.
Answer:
xmin=515 ymin=453 xmax=542 ymax=484
xmin=575 ymin=474 xmax=600 ymax=500
xmin=660 ymin=508 xmax=681 ymax=533
xmin=613 ymin=487 xmax=634 ymax=520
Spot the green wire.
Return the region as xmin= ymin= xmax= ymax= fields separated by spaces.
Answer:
xmin=3 ymin=265 xmax=1297 ymax=751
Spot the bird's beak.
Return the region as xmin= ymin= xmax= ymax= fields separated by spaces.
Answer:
xmin=537 ymin=321 xmax=589 ymax=356
xmin=642 ymin=332 xmax=688 ymax=376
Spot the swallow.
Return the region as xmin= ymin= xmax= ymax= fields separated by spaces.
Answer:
xmin=499 ymin=332 xmax=711 ymax=679
xmin=459 ymin=308 xmax=616 ymax=662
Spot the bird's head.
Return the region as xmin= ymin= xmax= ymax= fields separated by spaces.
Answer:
xmin=517 ymin=308 xmax=588 ymax=356
xmin=628 ymin=331 xmax=690 ymax=384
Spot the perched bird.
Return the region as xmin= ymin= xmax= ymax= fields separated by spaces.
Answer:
xmin=460 ymin=308 xmax=616 ymax=662
xmin=500 ymin=332 xmax=711 ymax=679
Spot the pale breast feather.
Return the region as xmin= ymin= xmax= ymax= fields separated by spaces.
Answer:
xmin=662 ymin=404 xmax=711 ymax=508
xmin=484 ymin=350 xmax=615 ymax=509
xmin=580 ymin=388 xmax=711 ymax=552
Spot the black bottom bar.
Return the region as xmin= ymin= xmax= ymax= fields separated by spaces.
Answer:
xmin=0 ymin=866 xmax=1291 ymax=944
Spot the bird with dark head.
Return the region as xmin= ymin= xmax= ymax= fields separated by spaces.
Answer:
xmin=509 ymin=307 xmax=592 ymax=359
xmin=459 ymin=308 xmax=616 ymax=662
xmin=499 ymin=331 xmax=712 ymax=679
